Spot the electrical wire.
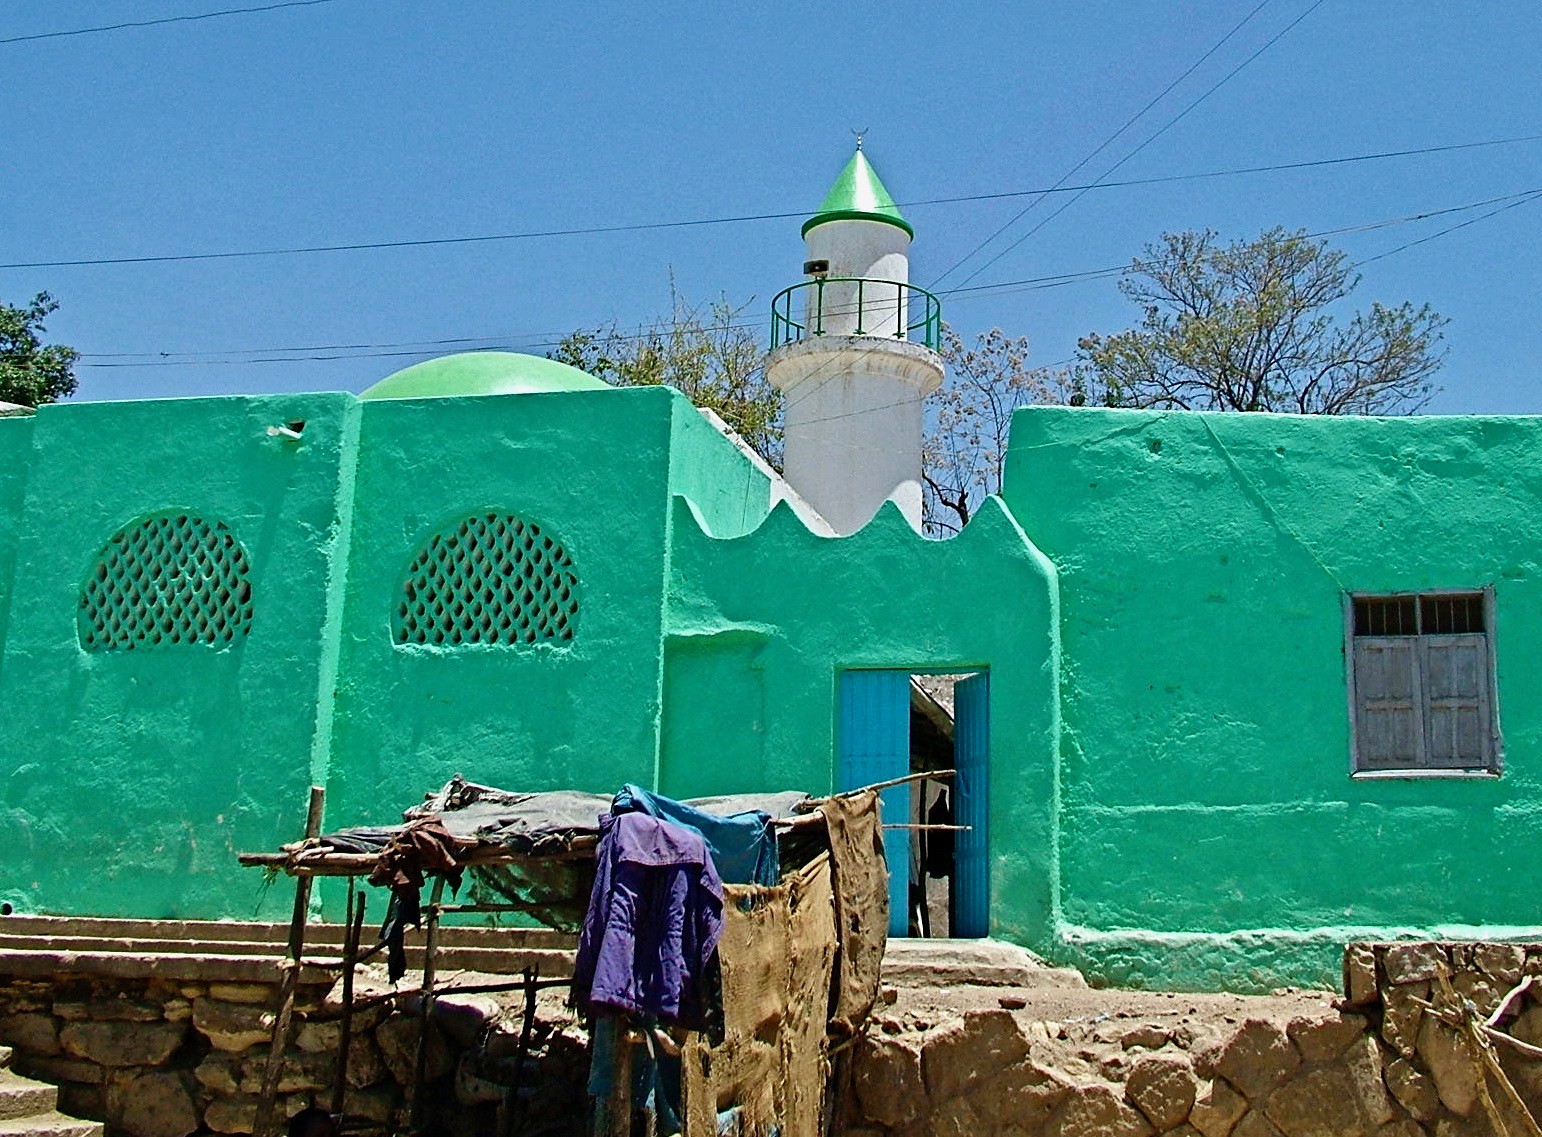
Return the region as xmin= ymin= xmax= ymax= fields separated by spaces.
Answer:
xmin=944 ymin=0 xmax=1328 ymax=290
xmin=75 ymin=184 xmax=1542 ymax=368
xmin=930 ymin=0 xmax=1274 ymax=288
xmin=0 ymin=0 xmax=339 ymax=45
xmin=84 ymin=331 xmax=576 ymax=360
xmin=1356 ymin=190 xmax=1542 ymax=266
xmin=9 ymin=132 xmax=1541 ymax=272
xmin=942 ymin=186 xmax=1542 ymax=301
xmin=788 ymin=192 xmax=1542 ymax=431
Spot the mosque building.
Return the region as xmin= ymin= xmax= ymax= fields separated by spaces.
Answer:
xmin=2 ymin=149 xmax=1538 ymax=991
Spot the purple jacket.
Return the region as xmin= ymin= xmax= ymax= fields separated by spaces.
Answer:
xmin=573 ymin=811 xmax=725 ymax=1026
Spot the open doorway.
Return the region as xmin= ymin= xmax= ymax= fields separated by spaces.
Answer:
xmin=838 ymin=669 xmax=988 ymax=938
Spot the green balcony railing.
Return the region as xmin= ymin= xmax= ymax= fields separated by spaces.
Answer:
xmin=770 ymin=277 xmax=942 ymax=351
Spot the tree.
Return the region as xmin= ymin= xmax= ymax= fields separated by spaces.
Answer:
xmin=924 ymin=325 xmax=1077 ymax=535
xmin=0 ymin=293 xmax=78 ymax=408
xmin=551 ymin=287 xmax=782 ymax=463
xmin=1077 ymin=228 xmax=1446 ymax=414
xmin=555 ymin=297 xmax=1076 ymax=536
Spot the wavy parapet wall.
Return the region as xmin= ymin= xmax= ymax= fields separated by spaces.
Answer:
xmin=660 ymin=487 xmax=1065 ymax=952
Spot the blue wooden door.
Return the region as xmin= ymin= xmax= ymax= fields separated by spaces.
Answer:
xmin=838 ymin=669 xmax=911 ymax=937
xmin=953 ymin=672 xmax=990 ymax=937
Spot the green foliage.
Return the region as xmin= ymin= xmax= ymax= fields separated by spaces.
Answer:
xmin=0 ymin=293 xmax=78 ymax=408
xmin=553 ymin=294 xmax=1077 ymax=536
xmin=1078 ymin=228 xmax=1446 ymax=414
xmin=552 ymin=287 xmax=782 ymax=464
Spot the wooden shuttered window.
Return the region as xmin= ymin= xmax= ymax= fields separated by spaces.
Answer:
xmin=1352 ymin=637 xmax=1424 ymax=769
xmin=1349 ymin=591 xmax=1497 ymax=773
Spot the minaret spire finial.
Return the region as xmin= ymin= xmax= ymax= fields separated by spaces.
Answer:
xmin=851 ymin=126 xmax=868 ymax=152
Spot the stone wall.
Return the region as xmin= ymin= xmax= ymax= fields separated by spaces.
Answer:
xmin=842 ymin=941 xmax=1542 ymax=1137
xmin=15 ymin=937 xmax=1542 ymax=1137
xmin=0 ymin=971 xmax=588 ymax=1137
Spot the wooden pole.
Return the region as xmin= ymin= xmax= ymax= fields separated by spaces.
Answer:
xmin=498 ymin=968 xmax=540 ymax=1137
xmin=605 ymin=1022 xmax=633 ymax=1137
xmin=329 ymin=882 xmax=365 ymax=1119
xmin=410 ymin=875 xmax=447 ymax=1133
xmin=1435 ymin=972 xmax=1542 ymax=1137
xmin=254 ymin=786 xmax=326 ymax=1137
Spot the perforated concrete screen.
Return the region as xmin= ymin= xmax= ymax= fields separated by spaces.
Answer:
xmin=78 ymin=514 xmax=254 ymax=651
xmin=394 ymin=512 xmax=578 ymax=647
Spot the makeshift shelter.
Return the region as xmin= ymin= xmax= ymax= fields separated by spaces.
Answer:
xmin=240 ymin=775 xmax=897 ymax=1137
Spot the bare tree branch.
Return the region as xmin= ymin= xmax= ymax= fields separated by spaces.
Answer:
xmin=1079 ymin=228 xmax=1446 ymax=415
xmin=922 ymin=325 xmax=1080 ymax=537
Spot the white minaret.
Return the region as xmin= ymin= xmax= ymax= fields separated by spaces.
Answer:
xmin=765 ymin=145 xmax=944 ymax=535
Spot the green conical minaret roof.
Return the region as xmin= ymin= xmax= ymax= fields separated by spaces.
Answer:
xmin=801 ymin=148 xmax=914 ymax=239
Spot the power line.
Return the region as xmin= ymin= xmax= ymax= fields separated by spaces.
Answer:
xmin=793 ymin=354 xmax=1085 ymax=434
xmin=0 ymin=211 xmax=808 ymax=271
xmin=918 ymin=136 xmax=1542 ymax=206
xmin=946 ymin=0 xmax=1328 ymax=290
xmin=84 ymin=332 xmax=564 ymax=360
xmin=9 ymin=132 xmax=1542 ymax=272
xmin=930 ymin=0 xmax=1274 ymax=289
xmin=80 ymin=345 xmax=560 ymax=368
xmin=77 ymin=322 xmax=758 ymax=366
xmin=75 ymin=185 xmax=1542 ymax=369
xmin=1357 ymin=190 xmax=1542 ymax=266
xmin=942 ymin=186 xmax=1542 ymax=301
xmin=0 ymin=0 xmax=339 ymax=45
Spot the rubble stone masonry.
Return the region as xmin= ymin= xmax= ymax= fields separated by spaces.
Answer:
xmin=9 ymin=940 xmax=1542 ymax=1136
xmin=0 ymin=971 xmax=588 ymax=1137
xmin=840 ymin=942 xmax=1542 ymax=1137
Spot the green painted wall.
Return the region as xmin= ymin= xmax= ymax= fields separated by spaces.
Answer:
xmin=326 ymin=387 xmax=687 ymax=827
xmin=665 ymin=402 xmax=772 ymax=540
xmin=0 ymin=416 xmax=37 ymax=679
xmin=0 ymin=394 xmax=357 ymax=918
xmin=1003 ymin=406 xmax=1542 ymax=989
xmin=12 ymin=381 xmax=1542 ymax=995
xmin=0 ymin=384 xmax=776 ymax=920
xmin=662 ymin=497 xmax=1062 ymax=948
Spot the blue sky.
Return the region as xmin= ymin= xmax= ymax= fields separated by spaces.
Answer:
xmin=3 ymin=1 xmax=1539 ymax=412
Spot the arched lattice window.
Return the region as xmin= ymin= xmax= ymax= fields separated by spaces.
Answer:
xmin=78 ymin=514 xmax=253 ymax=651
xmin=394 ymin=512 xmax=579 ymax=647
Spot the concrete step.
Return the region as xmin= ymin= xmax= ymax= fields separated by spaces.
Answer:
xmin=882 ymin=938 xmax=1088 ymax=989
xmin=0 ymin=1048 xmax=10 ymax=1070
xmin=0 ymin=1111 xmax=103 ymax=1137
xmin=0 ymin=1073 xmax=56 ymax=1122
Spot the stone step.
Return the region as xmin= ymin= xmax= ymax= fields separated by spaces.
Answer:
xmin=0 ymin=1073 xmax=56 ymax=1122
xmin=0 ymin=1112 xmax=103 ymax=1137
xmin=0 ymin=916 xmax=574 ymax=952
xmin=0 ymin=942 xmax=573 ymax=983
xmin=882 ymin=937 xmax=1088 ymax=989
xmin=0 ymin=1048 xmax=10 ymax=1070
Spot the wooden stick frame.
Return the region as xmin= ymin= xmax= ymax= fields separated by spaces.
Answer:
xmin=239 ymin=774 xmax=909 ymax=1137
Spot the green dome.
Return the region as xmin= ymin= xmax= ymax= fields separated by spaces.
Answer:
xmin=802 ymin=149 xmax=913 ymax=239
xmin=360 ymin=352 xmax=610 ymax=400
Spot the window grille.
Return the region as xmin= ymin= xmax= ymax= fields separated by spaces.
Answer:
xmin=394 ymin=512 xmax=578 ymax=647
xmin=78 ymin=514 xmax=253 ymax=651
xmin=1348 ymin=590 xmax=1498 ymax=774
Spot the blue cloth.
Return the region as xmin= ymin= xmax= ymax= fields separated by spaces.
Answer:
xmin=586 ymin=1018 xmax=683 ymax=1133
xmin=612 ymin=784 xmax=779 ymax=886
xmin=574 ymin=811 xmax=725 ymax=1027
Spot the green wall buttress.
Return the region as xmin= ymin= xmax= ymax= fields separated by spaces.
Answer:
xmin=665 ymin=402 xmax=773 ymax=540
xmin=0 ymin=416 xmax=37 ymax=682
xmin=325 ymin=387 xmax=685 ymax=830
xmin=0 ymin=394 xmax=357 ymax=918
